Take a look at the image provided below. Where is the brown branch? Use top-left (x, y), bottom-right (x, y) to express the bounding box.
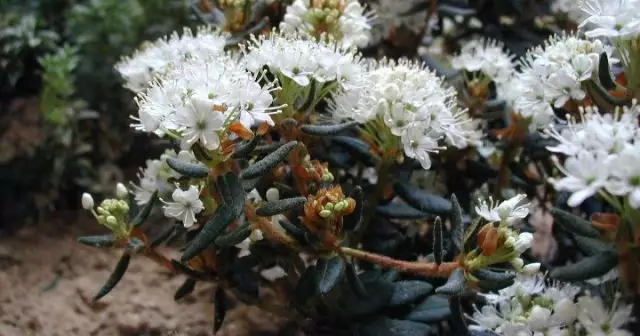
top-left (340, 247), bottom-right (460, 278)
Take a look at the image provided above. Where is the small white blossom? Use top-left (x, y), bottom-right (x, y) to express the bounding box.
top-left (550, 150), bottom-right (611, 207)
top-left (528, 305), bottom-right (552, 331)
top-left (514, 232), bottom-right (534, 253)
top-left (162, 185), bottom-right (204, 228)
top-left (578, 0), bottom-right (640, 39)
top-left (475, 194), bottom-right (530, 225)
top-left (451, 38), bottom-right (516, 83)
top-left (82, 193), bottom-right (94, 210)
top-left (577, 294), bottom-right (634, 336)
top-left (116, 183), bottom-right (129, 199)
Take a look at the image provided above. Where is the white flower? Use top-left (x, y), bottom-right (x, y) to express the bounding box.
top-left (578, 0), bottom-right (640, 39)
top-left (162, 185), bottom-right (204, 228)
top-left (82, 193), bottom-right (94, 210)
top-left (475, 194), bottom-right (530, 225)
top-left (176, 96), bottom-right (226, 150)
top-left (401, 125), bottom-right (441, 170)
top-left (553, 298), bottom-right (578, 325)
top-left (528, 305), bottom-right (552, 331)
top-left (451, 38), bottom-right (516, 83)
top-left (605, 144), bottom-right (640, 208)
top-left (116, 183), bottom-right (129, 199)
top-left (515, 232), bottom-right (534, 253)
top-left (279, 0), bottom-right (374, 49)
top-left (115, 26), bottom-right (227, 92)
top-left (550, 150), bottom-right (610, 207)
top-left (577, 294), bottom-right (634, 336)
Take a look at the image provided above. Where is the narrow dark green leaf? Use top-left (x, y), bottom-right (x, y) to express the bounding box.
top-left (174, 278), bottom-right (196, 300)
top-left (150, 225), bottom-right (176, 248)
top-left (404, 294), bottom-right (451, 323)
top-left (301, 121), bottom-right (358, 136)
top-left (214, 286), bottom-right (227, 332)
top-left (357, 316), bottom-right (432, 336)
top-left (575, 235), bottom-right (614, 256)
top-left (435, 268), bottom-right (465, 295)
top-left (438, 4), bottom-right (476, 16)
top-left (394, 182), bottom-right (452, 215)
top-left (232, 136), bottom-right (260, 158)
top-left (291, 265), bottom-right (317, 307)
top-left (215, 224), bottom-right (251, 247)
top-left (433, 217), bottom-right (444, 265)
top-left (473, 269), bottom-right (516, 283)
top-left (241, 141), bottom-right (298, 179)
top-left (550, 251), bottom-right (618, 281)
top-left (381, 269), bottom-right (399, 282)
top-left (93, 253), bottom-right (130, 302)
top-left (295, 80), bottom-right (316, 111)
top-left (181, 205), bottom-right (234, 262)
top-left (256, 197), bottom-right (307, 216)
top-left (450, 194), bottom-right (464, 253)
top-left (131, 190), bottom-right (158, 228)
top-left (279, 218), bottom-right (308, 242)
top-left (316, 256), bottom-right (346, 294)
top-left (346, 262), bottom-right (368, 298)
top-left (377, 203), bottom-right (428, 219)
top-left (598, 52), bottom-right (616, 90)
top-left (478, 278), bottom-right (515, 292)
top-left (449, 296), bottom-right (469, 335)
top-left (331, 136), bottom-right (375, 163)
top-left (218, 173), bottom-right (246, 218)
top-left (166, 157), bottom-right (209, 178)
top-left (229, 266), bottom-right (259, 299)
top-left (77, 234), bottom-right (116, 248)
top-left (551, 208), bottom-right (599, 238)
top-left (389, 281), bottom-right (434, 307)
top-left (339, 280), bottom-right (394, 318)
top-left (345, 186), bottom-right (364, 231)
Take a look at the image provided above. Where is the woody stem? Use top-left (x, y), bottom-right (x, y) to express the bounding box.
top-left (340, 247), bottom-right (460, 278)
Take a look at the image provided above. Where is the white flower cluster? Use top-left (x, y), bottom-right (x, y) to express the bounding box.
top-left (115, 26), bottom-right (228, 93)
top-left (368, 0), bottom-right (428, 43)
top-left (279, 0), bottom-right (374, 49)
top-left (450, 38), bottom-right (516, 84)
top-left (547, 103), bottom-right (640, 207)
top-left (134, 54), bottom-right (280, 149)
top-left (470, 274), bottom-right (634, 336)
top-left (131, 149), bottom-right (198, 206)
top-left (243, 32), bottom-right (364, 89)
top-left (579, 0), bottom-right (640, 39)
top-left (505, 34), bottom-right (605, 130)
top-left (329, 59), bottom-right (481, 169)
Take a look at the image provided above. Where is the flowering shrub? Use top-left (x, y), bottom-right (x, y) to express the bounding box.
top-left (77, 0), bottom-right (640, 335)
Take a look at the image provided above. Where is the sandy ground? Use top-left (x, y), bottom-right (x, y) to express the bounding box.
top-left (0, 213), bottom-right (286, 336)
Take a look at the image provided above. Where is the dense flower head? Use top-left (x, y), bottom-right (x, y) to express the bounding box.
top-left (242, 31), bottom-right (364, 89)
top-left (507, 33), bottom-right (605, 130)
top-left (115, 26), bottom-right (228, 93)
top-left (451, 38), bottom-right (516, 84)
top-left (329, 58), bottom-right (481, 169)
top-left (279, 0), bottom-right (374, 49)
top-left (133, 54), bottom-right (280, 147)
top-left (578, 0), bottom-right (640, 39)
top-left (547, 103), bottom-right (640, 207)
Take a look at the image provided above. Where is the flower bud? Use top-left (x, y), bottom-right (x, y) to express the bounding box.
top-left (106, 216), bottom-right (118, 227)
top-left (324, 202), bottom-right (335, 211)
top-left (116, 183), bottom-right (129, 199)
top-left (319, 209), bottom-right (332, 218)
top-left (554, 298), bottom-right (577, 324)
top-left (515, 232), bottom-right (534, 253)
top-left (511, 257), bottom-right (524, 270)
top-left (334, 201), bottom-right (346, 212)
top-left (522, 262), bottom-right (541, 275)
top-left (266, 188), bottom-right (280, 202)
top-left (528, 305), bottom-right (551, 331)
top-left (250, 229), bottom-right (264, 242)
top-left (82, 193), bottom-right (95, 210)
top-left (504, 236), bottom-right (516, 248)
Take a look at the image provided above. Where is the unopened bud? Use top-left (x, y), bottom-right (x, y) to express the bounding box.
top-left (250, 229), bottom-right (264, 242)
top-left (106, 216), bottom-right (118, 227)
top-left (266, 188), bottom-right (280, 202)
top-left (522, 262), bottom-right (541, 275)
top-left (116, 183), bottom-right (129, 199)
top-left (334, 201), bottom-right (346, 212)
top-left (324, 202), bottom-right (335, 211)
top-left (322, 171), bottom-right (334, 183)
top-left (511, 257), bottom-right (524, 270)
top-left (82, 193), bottom-right (94, 210)
top-left (319, 209), bottom-right (332, 218)
top-left (97, 207), bottom-right (108, 216)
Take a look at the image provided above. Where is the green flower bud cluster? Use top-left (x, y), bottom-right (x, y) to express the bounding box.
top-left (321, 168), bottom-right (334, 183)
top-left (95, 198), bottom-right (131, 237)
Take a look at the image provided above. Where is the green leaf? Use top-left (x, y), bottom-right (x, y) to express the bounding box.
top-left (339, 280), bottom-right (394, 318)
top-left (301, 121), bottom-right (358, 136)
top-left (174, 278), bottom-right (196, 300)
top-left (295, 80), bottom-right (316, 111)
top-left (450, 194), bottom-right (464, 253)
top-left (278, 218), bottom-right (309, 242)
top-left (598, 52), bottom-right (616, 90)
top-left (181, 205), bottom-right (234, 262)
top-left (357, 316), bottom-right (432, 336)
top-left (550, 251), bottom-right (618, 281)
top-left (389, 281), bottom-right (433, 307)
top-left (473, 269), bottom-right (516, 283)
top-left (433, 217), bottom-right (444, 265)
top-left (316, 256), bottom-right (346, 295)
top-left (232, 136), bottom-right (260, 158)
top-left (449, 296), bottom-right (469, 334)
top-left (214, 224), bottom-right (251, 247)
top-left (394, 182), bottom-right (452, 215)
top-left (574, 235), bottom-right (614, 256)
top-left (256, 197), bottom-right (307, 217)
top-left (93, 253), bottom-right (130, 302)
top-left (438, 4), bottom-right (476, 17)
top-left (218, 173), bottom-right (246, 218)
top-left (404, 294), bottom-right (451, 323)
top-left (436, 268), bottom-right (465, 295)
top-left (376, 203), bottom-right (428, 219)
top-left (346, 262), bottom-right (368, 298)
top-left (345, 186), bottom-right (364, 231)
top-left (77, 234), bottom-right (116, 248)
top-left (131, 190), bottom-right (158, 228)
top-left (240, 141), bottom-right (298, 179)
top-left (331, 136), bottom-right (375, 164)
top-left (551, 208), bottom-right (599, 238)
top-left (291, 265), bottom-right (317, 307)
top-left (165, 157), bottom-right (209, 178)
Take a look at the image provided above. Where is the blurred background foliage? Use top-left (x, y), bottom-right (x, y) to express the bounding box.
top-left (0, 0), bottom-right (192, 229)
